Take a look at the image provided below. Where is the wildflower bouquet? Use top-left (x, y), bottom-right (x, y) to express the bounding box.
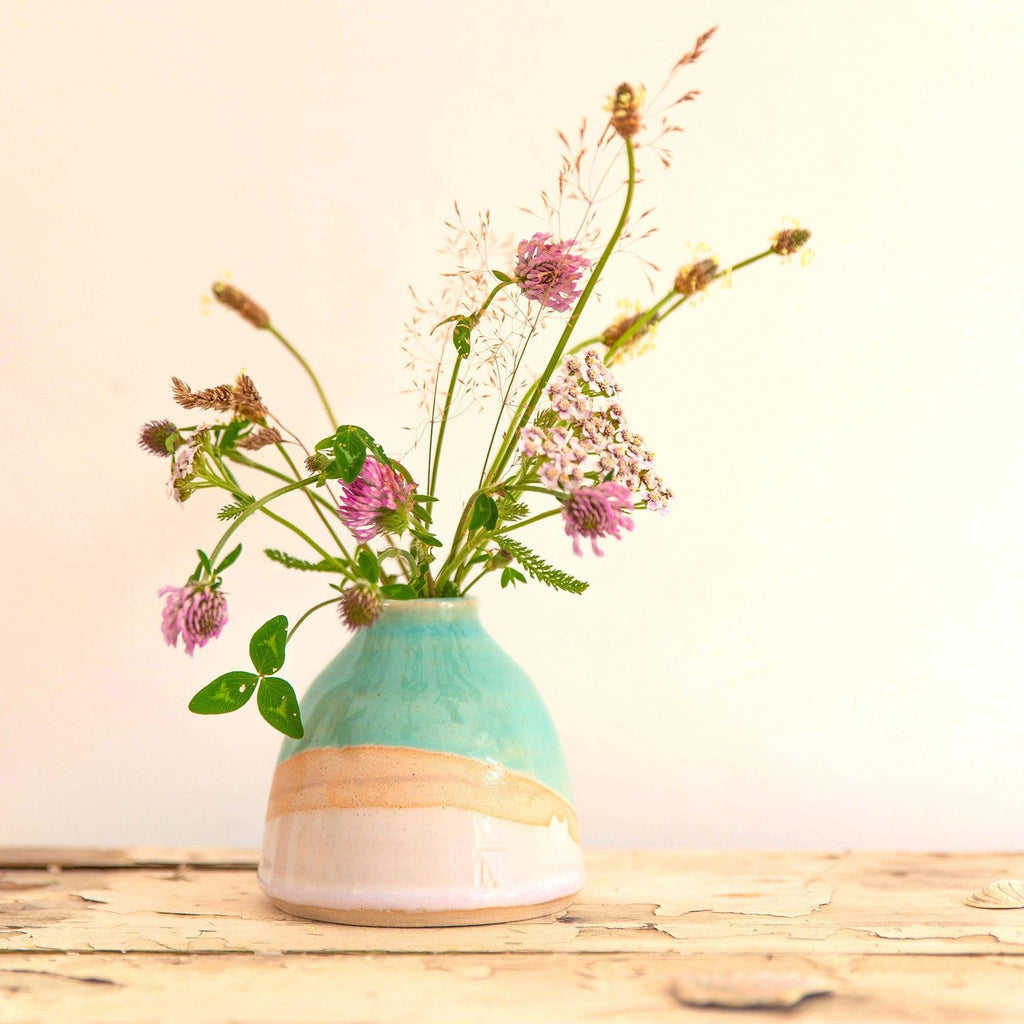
top-left (140, 28), bottom-right (810, 739)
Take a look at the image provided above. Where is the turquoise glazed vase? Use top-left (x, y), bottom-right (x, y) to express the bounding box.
top-left (258, 597), bottom-right (584, 926)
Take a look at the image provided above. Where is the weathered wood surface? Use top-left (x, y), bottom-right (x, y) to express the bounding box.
top-left (2, 849), bottom-right (1024, 1022)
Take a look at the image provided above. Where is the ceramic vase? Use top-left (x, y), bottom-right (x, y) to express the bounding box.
top-left (258, 597), bottom-right (584, 926)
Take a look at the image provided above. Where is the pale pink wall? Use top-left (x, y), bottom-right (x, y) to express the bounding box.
top-left (2, 0), bottom-right (1022, 849)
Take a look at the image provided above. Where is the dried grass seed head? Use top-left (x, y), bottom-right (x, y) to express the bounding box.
top-left (236, 425), bottom-right (282, 451)
top-left (170, 374), bottom-right (268, 423)
top-left (172, 377), bottom-right (235, 413)
top-left (211, 282), bottom-right (270, 329)
top-left (231, 372), bottom-right (268, 422)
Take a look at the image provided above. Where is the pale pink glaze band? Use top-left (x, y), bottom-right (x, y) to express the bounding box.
top-left (258, 745), bottom-right (585, 916)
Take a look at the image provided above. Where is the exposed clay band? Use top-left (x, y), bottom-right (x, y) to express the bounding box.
top-left (266, 745), bottom-right (580, 842)
top-left (267, 891), bottom-right (580, 928)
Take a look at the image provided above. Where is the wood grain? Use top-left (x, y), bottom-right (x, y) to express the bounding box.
top-left (2, 849), bottom-right (1024, 1022)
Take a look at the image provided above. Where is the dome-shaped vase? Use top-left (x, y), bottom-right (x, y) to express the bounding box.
top-left (258, 597), bottom-right (584, 926)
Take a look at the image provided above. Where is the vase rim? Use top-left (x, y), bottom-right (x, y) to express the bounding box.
top-left (377, 596), bottom-right (479, 620)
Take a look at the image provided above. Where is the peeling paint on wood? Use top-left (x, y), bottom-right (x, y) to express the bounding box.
top-left (2, 850), bottom-right (1024, 1021)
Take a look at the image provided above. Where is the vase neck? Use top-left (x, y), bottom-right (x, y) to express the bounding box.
top-left (371, 597), bottom-right (481, 632)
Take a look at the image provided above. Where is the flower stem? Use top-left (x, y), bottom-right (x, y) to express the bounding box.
top-left (267, 325), bottom-right (337, 430)
top-left (483, 139), bottom-right (637, 487)
top-left (602, 247), bottom-right (776, 363)
top-left (425, 279), bottom-right (512, 518)
top-left (207, 476), bottom-right (318, 570)
top-left (477, 305), bottom-right (545, 488)
top-left (226, 452), bottom-right (338, 517)
top-left (286, 597), bottom-right (339, 644)
top-left (460, 565), bottom-right (492, 594)
top-left (497, 507), bottom-right (563, 534)
top-left (275, 443), bottom-right (351, 560)
top-left (258, 505), bottom-right (349, 573)
top-left (427, 352), bottom-right (464, 502)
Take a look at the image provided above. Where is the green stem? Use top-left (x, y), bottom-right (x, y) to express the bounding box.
top-left (515, 483), bottom-right (566, 499)
top-left (484, 139), bottom-right (637, 487)
top-left (425, 279), bottom-right (513, 517)
top-left (477, 306), bottom-right (545, 488)
top-left (433, 486), bottom-right (486, 587)
top-left (275, 443), bottom-right (350, 559)
top-left (604, 248), bottom-right (775, 363)
top-left (267, 325), bottom-right (337, 430)
top-left (496, 507), bottom-right (563, 534)
top-left (427, 352), bottom-right (464, 501)
top-left (206, 476), bottom-right (317, 572)
top-left (258, 506), bottom-right (348, 572)
top-left (461, 565), bottom-right (492, 594)
top-left (286, 598), bottom-right (339, 644)
top-left (208, 472), bottom-right (348, 576)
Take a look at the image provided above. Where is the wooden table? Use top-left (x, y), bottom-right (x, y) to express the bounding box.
top-left (2, 848), bottom-right (1024, 1022)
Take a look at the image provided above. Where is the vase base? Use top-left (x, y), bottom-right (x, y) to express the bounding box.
top-left (267, 891), bottom-right (580, 927)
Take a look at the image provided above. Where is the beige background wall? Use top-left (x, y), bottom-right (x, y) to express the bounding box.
top-left (2, 0), bottom-right (1021, 849)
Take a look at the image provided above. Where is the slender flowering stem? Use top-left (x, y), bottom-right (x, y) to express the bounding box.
top-left (213, 476), bottom-right (348, 573)
top-left (286, 597), bottom-right (340, 644)
top-left (206, 476), bottom-right (318, 574)
top-left (658, 248), bottom-right (775, 321)
top-left (275, 442), bottom-right (350, 559)
top-left (226, 452), bottom-right (340, 519)
top-left (515, 484), bottom-right (572, 499)
top-left (425, 279), bottom-right (512, 517)
top-left (267, 325), bottom-right (338, 430)
top-left (567, 293), bottom-right (674, 359)
top-left (484, 139), bottom-right (637, 487)
top-left (603, 247), bottom-right (775, 363)
top-left (427, 352), bottom-right (464, 502)
top-left (496, 507), bottom-right (564, 534)
top-left (460, 564), bottom-right (495, 594)
top-left (258, 506), bottom-right (348, 572)
top-left (444, 502), bottom-right (567, 591)
top-left (477, 305), bottom-right (546, 487)
top-left (433, 486), bottom-right (488, 587)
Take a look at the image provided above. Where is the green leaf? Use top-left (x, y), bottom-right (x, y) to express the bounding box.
top-left (413, 493), bottom-right (439, 504)
top-left (499, 537), bottom-right (589, 595)
top-left (219, 420), bottom-right (245, 450)
top-left (188, 671), bottom-right (258, 715)
top-left (249, 615), bottom-right (288, 676)
top-left (410, 528), bottom-right (442, 547)
top-left (491, 269), bottom-right (512, 283)
top-left (215, 544), bottom-right (243, 575)
top-left (353, 426), bottom-right (390, 468)
top-left (495, 498), bottom-right (529, 523)
top-left (264, 548), bottom-right (345, 573)
top-left (333, 426), bottom-right (368, 483)
top-left (196, 550), bottom-right (213, 576)
top-left (217, 501), bottom-right (251, 521)
top-left (357, 548), bottom-right (380, 584)
top-left (380, 583), bottom-right (416, 600)
top-left (469, 493), bottom-right (499, 532)
top-left (452, 319), bottom-right (472, 357)
top-left (257, 676), bottom-right (304, 739)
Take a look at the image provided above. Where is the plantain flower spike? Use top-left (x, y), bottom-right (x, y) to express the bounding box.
top-left (211, 282), bottom-right (271, 329)
top-left (673, 258), bottom-right (718, 298)
top-left (608, 83), bottom-right (645, 140)
top-left (771, 226), bottom-right (812, 257)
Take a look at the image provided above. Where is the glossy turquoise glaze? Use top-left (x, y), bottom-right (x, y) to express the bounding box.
top-left (277, 598), bottom-right (574, 803)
